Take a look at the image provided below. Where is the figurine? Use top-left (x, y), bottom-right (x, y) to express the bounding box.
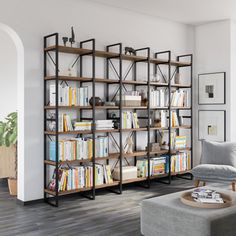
top-left (69, 26), bottom-right (75, 47)
top-left (124, 137), bottom-right (133, 154)
top-left (125, 47), bottom-right (136, 55)
top-left (62, 37), bottom-right (68, 46)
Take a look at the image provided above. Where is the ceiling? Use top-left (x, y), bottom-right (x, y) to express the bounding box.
top-left (89, 0), bottom-right (236, 25)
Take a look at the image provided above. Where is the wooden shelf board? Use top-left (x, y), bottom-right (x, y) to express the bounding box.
top-left (171, 125), bottom-right (191, 129)
top-left (44, 149), bottom-right (170, 166)
top-left (49, 128), bottom-right (149, 134)
top-left (45, 181), bottom-right (120, 196)
top-left (150, 82), bottom-right (169, 86)
top-left (122, 177), bottom-right (147, 184)
top-left (150, 173), bottom-right (169, 179)
top-left (170, 107), bottom-right (191, 110)
top-left (171, 84), bottom-right (191, 88)
top-left (45, 76), bottom-right (120, 84)
top-left (171, 170), bottom-right (191, 176)
top-left (44, 45), bottom-right (191, 66)
top-left (150, 107), bottom-right (169, 110)
top-left (44, 105), bottom-right (119, 110)
top-left (171, 147), bottom-right (191, 154)
top-left (45, 76), bottom-right (169, 87)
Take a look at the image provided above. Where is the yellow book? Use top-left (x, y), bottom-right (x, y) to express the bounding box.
top-left (63, 170), bottom-right (68, 191)
top-left (69, 87), bottom-right (72, 106)
top-left (63, 114), bottom-right (68, 132)
top-left (88, 139), bottom-right (93, 160)
top-left (59, 141), bottom-right (65, 161)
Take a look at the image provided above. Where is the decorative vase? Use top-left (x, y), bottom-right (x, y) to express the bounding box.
top-left (89, 97), bottom-right (103, 106)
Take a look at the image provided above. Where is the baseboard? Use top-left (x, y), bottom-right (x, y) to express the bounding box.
top-left (16, 198), bottom-right (44, 206)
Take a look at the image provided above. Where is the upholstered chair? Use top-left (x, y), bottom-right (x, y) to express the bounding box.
top-left (191, 140), bottom-right (236, 191)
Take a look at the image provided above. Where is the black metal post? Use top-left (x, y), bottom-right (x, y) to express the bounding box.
top-left (55, 33), bottom-right (59, 207)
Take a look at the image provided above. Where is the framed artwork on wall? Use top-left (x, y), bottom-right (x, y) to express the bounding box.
top-left (198, 72), bottom-right (225, 105)
top-left (198, 110), bottom-right (226, 142)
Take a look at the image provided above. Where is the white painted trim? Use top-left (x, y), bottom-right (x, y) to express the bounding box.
top-left (0, 23), bottom-right (24, 201)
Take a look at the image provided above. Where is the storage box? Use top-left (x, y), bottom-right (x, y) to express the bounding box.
top-left (116, 95), bottom-right (142, 107)
top-left (113, 166), bottom-right (137, 180)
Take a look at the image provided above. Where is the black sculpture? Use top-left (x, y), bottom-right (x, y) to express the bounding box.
top-left (69, 26), bottom-right (75, 47)
top-left (125, 47), bottom-right (136, 55)
top-left (62, 37), bottom-right (68, 46)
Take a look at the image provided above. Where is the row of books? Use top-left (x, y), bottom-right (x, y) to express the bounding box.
top-left (171, 111), bottom-right (183, 127)
top-left (49, 136), bottom-right (109, 161)
top-left (49, 85), bottom-right (89, 106)
top-left (122, 111), bottom-right (139, 129)
top-left (171, 152), bottom-right (191, 173)
top-left (150, 89), bottom-right (166, 107)
top-left (136, 156), bottom-right (168, 177)
top-left (73, 120), bottom-right (114, 131)
top-left (48, 164), bottom-right (113, 191)
top-left (170, 90), bottom-right (189, 107)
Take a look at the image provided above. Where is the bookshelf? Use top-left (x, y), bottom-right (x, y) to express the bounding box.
top-left (44, 33), bottom-right (193, 206)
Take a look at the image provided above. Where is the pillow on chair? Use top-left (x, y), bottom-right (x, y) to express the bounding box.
top-left (201, 140), bottom-right (236, 167)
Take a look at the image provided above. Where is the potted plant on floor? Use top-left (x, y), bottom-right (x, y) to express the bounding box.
top-left (0, 112), bottom-right (17, 195)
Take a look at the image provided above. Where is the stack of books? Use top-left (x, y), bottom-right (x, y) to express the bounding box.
top-left (49, 85), bottom-right (89, 106)
top-left (170, 89), bottom-right (189, 107)
top-left (95, 120), bottom-right (114, 130)
top-left (74, 121), bottom-right (92, 131)
top-left (150, 89), bottom-right (166, 107)
top-left (49, 136), bottom-right (109, 161)
top-left (136, 156), bottom-right (168, 177)
top-left (48, 164), bottom-right (113, 191)
top-left (175, 136), bottom-right (187, 149)
top-left (122, 111), bottom-right (139, 129)
top-left (191, 189), bottom-right (224, 204)
top-left (170, 152), bottom-right (191, 173)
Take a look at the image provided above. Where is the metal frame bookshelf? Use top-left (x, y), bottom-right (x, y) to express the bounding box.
top-left (44, 33), bottom-right (193, 206)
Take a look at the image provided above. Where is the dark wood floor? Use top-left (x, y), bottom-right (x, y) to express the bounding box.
top-left (0, 178), bottom-right (194, 236)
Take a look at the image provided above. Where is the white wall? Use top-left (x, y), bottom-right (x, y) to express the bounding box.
top-left (194, 20), bottom-right (231, 165)
top-left (0, 30), bottom-right (17, 120)
top-left (0, 0), bottom-right (194, 201)
top-left (230, 20), bottom-right (236, 141)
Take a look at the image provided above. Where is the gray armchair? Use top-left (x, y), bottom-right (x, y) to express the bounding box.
top-left (191, 140), bottom-right (236, 191)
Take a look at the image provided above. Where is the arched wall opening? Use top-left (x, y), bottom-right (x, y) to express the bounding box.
top-left (0, 23), bottom-right (24, 201)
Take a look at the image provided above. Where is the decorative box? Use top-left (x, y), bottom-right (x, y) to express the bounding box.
top-left (112, 166), bottom-right (137, 180)
top-left (116, 95), bottom-right (142, 107)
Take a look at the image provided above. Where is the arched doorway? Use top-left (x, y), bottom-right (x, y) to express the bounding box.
top-left (0, 23), bottom-right (24, 200)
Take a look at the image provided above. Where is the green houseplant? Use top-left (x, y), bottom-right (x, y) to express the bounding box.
top-left (0, 112), bottom-right (17, 195)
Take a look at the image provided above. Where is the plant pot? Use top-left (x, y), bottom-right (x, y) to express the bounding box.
top-left (8, 178), bottom-right (17, 196)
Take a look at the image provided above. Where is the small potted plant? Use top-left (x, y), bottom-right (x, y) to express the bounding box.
top-left (0, 112), bottom-right (17, 195)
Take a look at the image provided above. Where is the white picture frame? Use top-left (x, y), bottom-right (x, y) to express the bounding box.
top-left (198, 110), bottom-right (225, 142)
top-left (198, 72), bottom-right (225, 105)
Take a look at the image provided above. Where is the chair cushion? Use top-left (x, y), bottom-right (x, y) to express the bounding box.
top-left (191, 164), bottom-right (236, 181)
top-left (201, 140), bottom-right (236, 167)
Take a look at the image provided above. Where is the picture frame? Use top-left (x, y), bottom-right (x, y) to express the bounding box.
top-left (198, 110), bottom-right (226, 141)
top-left (198, 72), bottom-right (226, 105)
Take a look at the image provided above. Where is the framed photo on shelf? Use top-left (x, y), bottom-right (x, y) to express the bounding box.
top-left (198, 72), bottom-right (225, 105)
top-left (198, 110), bottom-right (226, 141)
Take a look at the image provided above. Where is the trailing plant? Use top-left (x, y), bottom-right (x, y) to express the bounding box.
top-left (0, 112), bottom-right (17, 147)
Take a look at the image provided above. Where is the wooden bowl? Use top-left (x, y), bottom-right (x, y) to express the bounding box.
top-left (180, 191), bottom-right (233, 209)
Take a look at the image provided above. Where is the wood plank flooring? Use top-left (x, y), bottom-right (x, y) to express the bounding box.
top-left (0, 178), bottom-right (194, 236)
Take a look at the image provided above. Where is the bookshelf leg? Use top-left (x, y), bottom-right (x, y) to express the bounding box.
top-left (232, 182), bottom-right (236, 191)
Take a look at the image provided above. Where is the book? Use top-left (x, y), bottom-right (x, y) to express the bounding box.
top-left (122, 112), bottom-right (139, 129)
